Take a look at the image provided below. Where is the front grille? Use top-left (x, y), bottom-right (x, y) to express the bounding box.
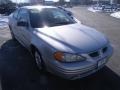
top-left (89, 51), bottom-right (99, 58)
top-left (88, 46), bottom-right (108, 58)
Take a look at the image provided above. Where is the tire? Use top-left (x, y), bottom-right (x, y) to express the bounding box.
top-left (34, 49), bottom-right (44, 70)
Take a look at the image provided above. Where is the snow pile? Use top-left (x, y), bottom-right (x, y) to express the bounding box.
top-left (0, 16), bottom-right (8, 23)
top-left (111, 11), bottom-right (120, 19)
top-left (0, 16), bottom-right (9, 29)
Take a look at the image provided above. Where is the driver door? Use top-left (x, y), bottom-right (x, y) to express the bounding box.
top-left (17, 9), bottom-right (31, 48)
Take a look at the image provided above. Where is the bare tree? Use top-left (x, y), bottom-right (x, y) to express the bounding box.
top-left (0, 0), bottom-right (11, 5)
top-left (0, 0), bottom-right (16, 15)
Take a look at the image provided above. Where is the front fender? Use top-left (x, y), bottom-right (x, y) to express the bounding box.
top-left (30, 36), bottom-right (56, 63)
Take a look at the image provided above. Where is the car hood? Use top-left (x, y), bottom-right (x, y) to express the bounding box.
top-left (34, 23), bottom-right (108, 53)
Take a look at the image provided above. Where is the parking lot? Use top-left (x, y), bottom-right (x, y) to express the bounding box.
top-left (0, 6), bottom-right (120, 90)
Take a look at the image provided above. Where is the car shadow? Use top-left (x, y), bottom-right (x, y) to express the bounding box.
top-left (0, 39), bottom-right (120, 90)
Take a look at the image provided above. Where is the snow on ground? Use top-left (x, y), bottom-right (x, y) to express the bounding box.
top-left (0, 21), bottom-right (8, 29)
top-left (88, 7), bottom-right (101, 13)
top-left (0, 16), bottom-right (8, 23)
top-left (0, 15), bottom-right (9, 29)
top-left (111, 11), bottom-right (120, 19)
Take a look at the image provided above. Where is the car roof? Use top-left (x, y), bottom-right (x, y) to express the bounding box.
top-left (21, 5), bottom-right (57, 10)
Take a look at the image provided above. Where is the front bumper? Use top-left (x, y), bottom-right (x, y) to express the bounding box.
top-left (47, 45), bottom-right (113, 80)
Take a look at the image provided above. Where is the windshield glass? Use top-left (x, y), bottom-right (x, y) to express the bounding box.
top-left (29, 8), bottom-right (76, 28)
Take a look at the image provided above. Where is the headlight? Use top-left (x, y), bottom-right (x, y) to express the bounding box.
top-left (54, 52), bottom-right (86, 62)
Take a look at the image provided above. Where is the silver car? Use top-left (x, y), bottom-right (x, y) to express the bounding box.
top-left (9, 5), bottom-right (113, 80)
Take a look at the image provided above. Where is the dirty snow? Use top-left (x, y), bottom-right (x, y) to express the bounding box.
top-left (111, 11), bottom-right (120, 19)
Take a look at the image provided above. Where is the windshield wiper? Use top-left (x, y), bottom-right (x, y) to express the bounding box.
top-left (54, 21), bottom-right (72, 25)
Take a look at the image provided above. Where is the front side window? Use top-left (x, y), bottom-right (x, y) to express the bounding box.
top-left (18, 9), bottom-right (29, 22)
top-left (13, 9), bottom-right (19, 19)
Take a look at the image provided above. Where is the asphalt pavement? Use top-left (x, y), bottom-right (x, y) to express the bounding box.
top-left (0, 6), bottom-right (120, 90)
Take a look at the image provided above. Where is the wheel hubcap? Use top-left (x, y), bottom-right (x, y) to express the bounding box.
top-left (35, 51), bottom-right (42, 69)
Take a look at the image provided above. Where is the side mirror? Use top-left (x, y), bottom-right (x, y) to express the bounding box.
top-left (17, 21), bottom-right (28, 27)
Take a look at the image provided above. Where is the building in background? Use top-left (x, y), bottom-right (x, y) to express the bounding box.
top-left (92, 0), bottom-right (120, 4)
top-left (44, 0), bottom-right (54, 5)
top-left (92, 0), bottom-right (110, 4)
top-left (29, 0), bottom-right (120, 5)
top-left (29, 0), bottom-right (44, 4)
top-left (113, 0), bottom-right (120, 4)
top-left (70, 0), bottom-right (92, 5)
top-left (70, 0), bottom-right (120, 5)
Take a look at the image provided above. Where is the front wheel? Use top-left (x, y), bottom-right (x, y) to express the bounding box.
top-left (34, 50), bottom-right (43, 70)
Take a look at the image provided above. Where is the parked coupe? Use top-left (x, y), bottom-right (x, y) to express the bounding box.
top-left (9, 5), bottom-right (113, 80)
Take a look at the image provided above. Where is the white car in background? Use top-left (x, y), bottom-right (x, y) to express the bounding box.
top-left (111, 11), bottom-right (120, 19)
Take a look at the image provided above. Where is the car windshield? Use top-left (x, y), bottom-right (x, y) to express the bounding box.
top-left (29, 8), bottom-right (76, 28)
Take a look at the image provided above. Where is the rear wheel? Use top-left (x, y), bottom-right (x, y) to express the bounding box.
top-left (9, 26), bottom-right (16, 40)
